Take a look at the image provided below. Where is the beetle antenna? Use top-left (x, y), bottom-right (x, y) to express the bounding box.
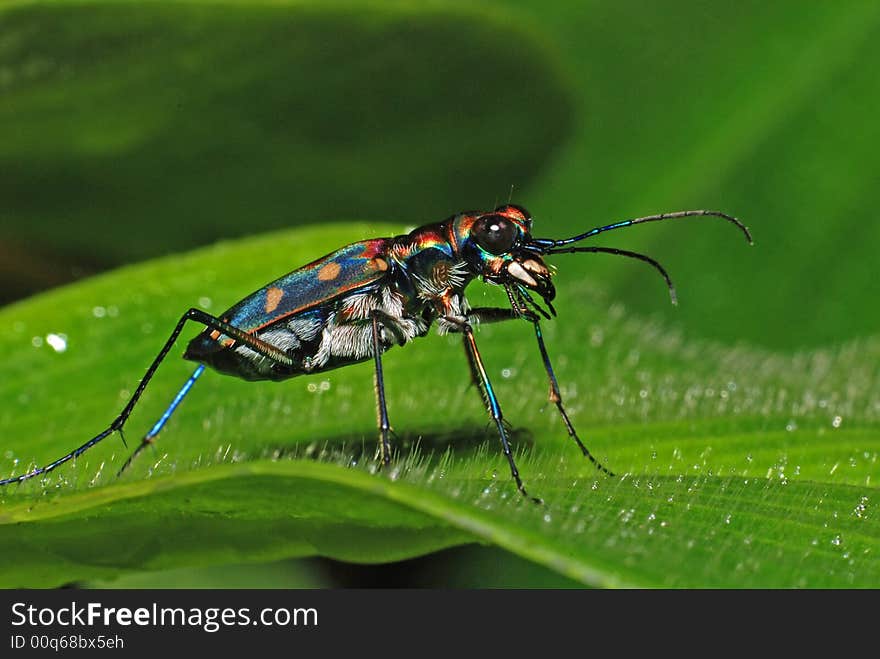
top-left (546, 246), bottom-right (678, 305)
top-left (532, 210), bottom-right (752, 248)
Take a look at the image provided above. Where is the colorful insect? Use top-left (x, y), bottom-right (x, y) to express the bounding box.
top-left (0, 206), bottom-right (751, 499)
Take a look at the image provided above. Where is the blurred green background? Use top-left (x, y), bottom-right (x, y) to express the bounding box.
top-left (2, 0), bottom-right (878, 587)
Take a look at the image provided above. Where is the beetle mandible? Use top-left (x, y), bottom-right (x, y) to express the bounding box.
top-left (0, 205), bottom-right (752, 499)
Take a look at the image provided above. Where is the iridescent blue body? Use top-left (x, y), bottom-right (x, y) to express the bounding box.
top-left (185, 206), bottom-right (551, 383)
top-left (0, 204), bottom-right (751, 499)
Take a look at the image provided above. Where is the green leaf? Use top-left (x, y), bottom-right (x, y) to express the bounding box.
top-left (88, 559), bottom-right (330, 589)
top-left (1, 224), bottom-right (877, 587)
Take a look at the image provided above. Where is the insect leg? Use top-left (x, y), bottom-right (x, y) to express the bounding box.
top-left (465, 307), bottom-right (614, 476)
top-left (143, 364), bottom-right (206, 443)
top-left (115, 364), bottom-right (205, 476)
top-left (467, 307), bottom-right (519, 324)
top-left (447, 316), bottom-right (539, 502)
top-left (370, 312), bottom-right (393, 466)
top-left (461, 335), bottom-right (484, 395)
top-left (117, 309), bottom-right (297, 475)
top-left (1, 308), bottom-right (292, 486)
top-left (462, 307), bottom-right (519, 396)
top-left (529, 319), bottom-right (614, 476)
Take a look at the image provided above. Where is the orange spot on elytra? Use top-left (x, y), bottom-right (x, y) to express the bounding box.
top-left (317, 262), bottom-right (342, 281)
top-left (209, 329), bottom-right (221, 341)
top-left (265, 286), bottom-right (284, 313)
top-left (371, 257), bottom-right (389, 272)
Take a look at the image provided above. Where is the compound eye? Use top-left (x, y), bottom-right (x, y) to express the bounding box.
top-left (472, 214), bottom-right (518, 255)
top-left (494, 204), bottom-right (531, 223)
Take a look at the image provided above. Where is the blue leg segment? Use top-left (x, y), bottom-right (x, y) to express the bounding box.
top-left (458, 322), bottom-right (540, 503)
top-left (1, 307), bottom-right (288, 486)
top-left (465, 307), bottom-right (615, 478)
top-left (116, 364), bottom-right (206, 477)
top-left (144, 364), bottom-right (206, 440)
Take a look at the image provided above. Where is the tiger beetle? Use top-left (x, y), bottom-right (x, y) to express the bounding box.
top-left (0, 206), bottom-right (751, 500)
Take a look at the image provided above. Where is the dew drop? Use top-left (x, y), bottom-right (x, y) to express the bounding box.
top-left (46, 333), bottom-right (67, 353)
top-left (853, 496), bottom-right (868, 519)
top-left (832, 415), bottom-right (842, 429)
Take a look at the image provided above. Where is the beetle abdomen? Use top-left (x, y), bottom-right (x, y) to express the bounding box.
top-left (184, 309), bottom-right (327, 381)
top-left (185, 283), bottom-right (430, 382)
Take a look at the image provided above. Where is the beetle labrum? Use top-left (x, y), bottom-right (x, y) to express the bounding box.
top-left (1, 206), bottom-right (751, 499)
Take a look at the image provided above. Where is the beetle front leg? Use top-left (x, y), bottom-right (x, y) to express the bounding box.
top-left (445, 316), bottom-right (540, 503)
top-left (528, 319), bottom-right (614, 477)
top-left (458, 307), bottom-right (518, 393)
top-left (465, 307), bottom-right (614, 477)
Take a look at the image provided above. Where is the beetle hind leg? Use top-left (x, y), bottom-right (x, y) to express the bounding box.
top-left (118, 309), bottom-right (296, 477)
top-left (1, 308), bottom-right (293, 486)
